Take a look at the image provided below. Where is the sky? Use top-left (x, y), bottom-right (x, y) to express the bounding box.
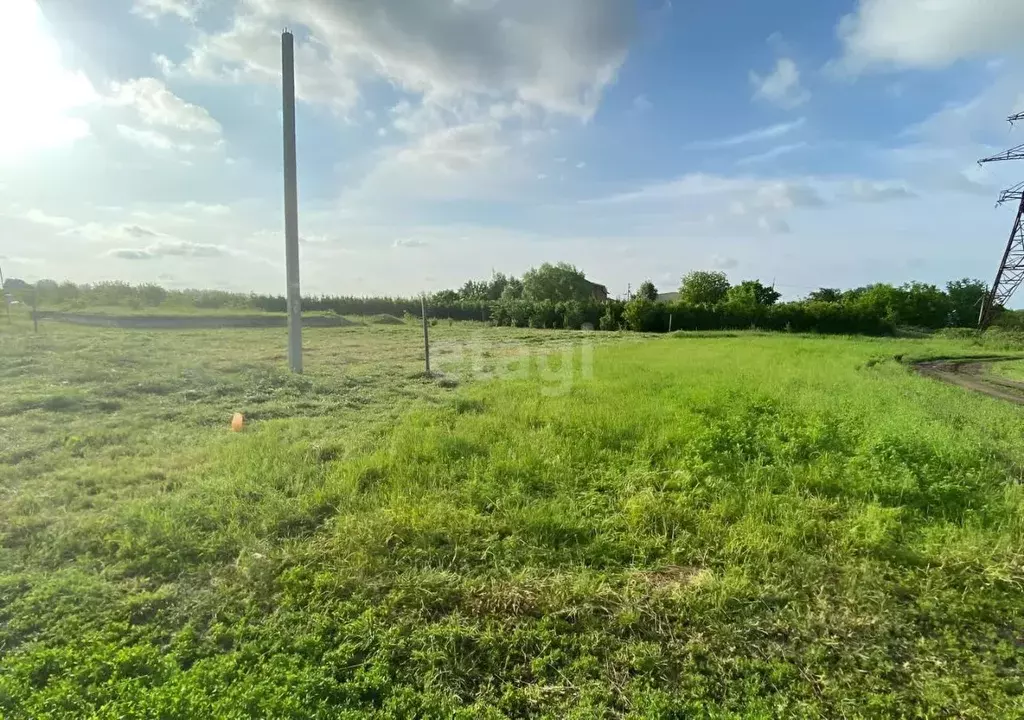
top-left (0, 0), bottom-right (1023, 300)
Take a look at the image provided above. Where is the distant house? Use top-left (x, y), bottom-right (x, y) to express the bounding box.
top-left (587, 281), bottom-right (610, 302)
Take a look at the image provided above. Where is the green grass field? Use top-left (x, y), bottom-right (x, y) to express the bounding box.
top-left (1, 319), bottom-right (1023, 718)
top-left (990, 359), bottom-right (1024, 383)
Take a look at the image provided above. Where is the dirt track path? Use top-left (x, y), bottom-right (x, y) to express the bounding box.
top-left (913, 357), bottom-right (1024, 405)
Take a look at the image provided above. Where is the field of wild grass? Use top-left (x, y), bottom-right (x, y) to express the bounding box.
top-left (1, 319), bottom-right (1023, 718)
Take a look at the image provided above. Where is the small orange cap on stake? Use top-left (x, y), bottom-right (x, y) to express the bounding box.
top-left (231, 413), bottom-right (245, 432)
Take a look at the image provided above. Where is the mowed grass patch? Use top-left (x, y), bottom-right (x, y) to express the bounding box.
top-left (989, 358), bottom-right (1024, 383)
top-left (1, 327), bottom-right (1023, 717)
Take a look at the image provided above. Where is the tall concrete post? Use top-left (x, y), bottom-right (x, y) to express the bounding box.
top-left (282, 30), bottom-right (303, 373)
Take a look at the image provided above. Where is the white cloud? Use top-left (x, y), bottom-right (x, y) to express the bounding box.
top-left (846, 180), bottom-right (915, 202)
top-left (758, 216), bottom-right (791, 234)
top-left (691, 118), bottom-right (806, 149)
top-left (109, 78), bottom-right (221, 134)
top-left (882, 72), bottom-right (1023, 197)
top-left (108, 239), bottom-right (230, 260)
top-left (394, 122), bottom-right (509, 177)
top-left (838, 0), bottom-right (1024, 71)
top-left (175, 0), bottom-right (634, 120)
top-left (133, 0), bottom-right (200, 22)
top-left (592, 173), bottom-right (825, 209)
top-left (750, 59), bottom-right (810, 109)
top-left (345, 118), bottom-right (549, 205)
top-left (170, 14), bottom-right (361, 114)
top-left (710, 254), bottom-right (739, 270)
top-left (117, 124), bottom-right (178, 151)
top-left (632, 94), bottom-right (653, 113)
top-left (736, 142), bottom-right (809, 166)
top-left (755, 180), bottom-right (825, 210)
top-left (62, 222), bottom-right (165, 244)
top-left (181, 202), bottom-right (231, 216)
top-left (22, 209), bottom-right (75, 229)
top-left (393, 238), bottom-right (428, 249)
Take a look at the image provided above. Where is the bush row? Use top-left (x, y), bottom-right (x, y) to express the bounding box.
top-left (9, 280), bottom-right (991, 336)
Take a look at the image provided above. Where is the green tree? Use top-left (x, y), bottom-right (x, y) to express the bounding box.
top-left (946, 278), bottom-right (987, 327)
top-left (488, 273), bottom-right (521, 300)
top-left (522, 263), bottom-right (593, 303)
top-left (623, 298), bottom-right (664, 332)
top-left (898, 282), bottom-right (953, 328)
top-left (499, 282), bottom-right (523, 302)
top-left (679, 271), bottom-right (730, 306)
top-left (808, 288), bottom-right (842, 303)
top-left (637, 280), bottom-right (658, 302)
top-left (726, 280), bottom-right (780, 307)
top-left (459, 280), bottom-right (489, 300)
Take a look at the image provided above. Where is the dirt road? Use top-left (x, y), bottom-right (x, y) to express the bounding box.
top-left (913, 357), bottom-right (1024, 405)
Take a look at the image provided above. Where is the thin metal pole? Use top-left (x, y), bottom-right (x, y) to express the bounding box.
top-left (668, 314), bottom-right (673, 333)
top-left (282, 30), bottom-right (303, 373)
top-left (421, 294), bottom-right (431, 376)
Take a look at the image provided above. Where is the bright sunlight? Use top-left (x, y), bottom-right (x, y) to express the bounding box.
top-left (0, 0), bottom-right (96, 160)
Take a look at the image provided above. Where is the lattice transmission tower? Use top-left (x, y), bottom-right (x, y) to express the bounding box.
top-left (978, 112), bottom-right (1024, 328)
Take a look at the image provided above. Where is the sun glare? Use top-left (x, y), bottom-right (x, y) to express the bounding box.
top-left (0, 0), bottom-right (97, 160)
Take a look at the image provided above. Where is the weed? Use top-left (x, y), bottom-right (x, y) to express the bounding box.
top-left (0, 322), bottom-right (1023, 716)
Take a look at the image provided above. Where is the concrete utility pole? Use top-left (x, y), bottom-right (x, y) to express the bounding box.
top-left (282, 30), bottom-right (303, 373)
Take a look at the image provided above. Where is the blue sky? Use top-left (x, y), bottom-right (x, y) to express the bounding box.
top-left (1, 0), bottom-right (1022, 299)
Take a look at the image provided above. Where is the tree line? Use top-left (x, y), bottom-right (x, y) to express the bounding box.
top-left (1, 264), bottom-right (1004, 335)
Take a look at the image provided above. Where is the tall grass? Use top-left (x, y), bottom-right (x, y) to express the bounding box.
top-left (1, 328), bottom-right (1023, 717)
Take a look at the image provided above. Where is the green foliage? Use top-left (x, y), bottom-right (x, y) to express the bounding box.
top-left (809, 287), bottom-right (842, 303)
top-left (431, 289), bottom-right (461, 305)
top-left (599, 304), bottom-right (622, 331)
top-left (623, 297), bottom-right (664, 332)
top-left (725, 280), bottom-right (781, 308)
top-left (522, 262), bottom-right (593, 303)
top-left (845, 282), bottom-right (953, 329)
top-left (6, 273), bottom-right (994, 338)
top-left (459, 273), bottom-right (520, 302)
top-left (946, 278), bottom-right (988, 327)
top-left (558, 299), bottom-right (585, 329)
top-left (637, 280), bottom-right (658, 302)
top-left (2, 324), bottom-right (1024, 716)
top-left (679, 270), bottom-right (731, 305)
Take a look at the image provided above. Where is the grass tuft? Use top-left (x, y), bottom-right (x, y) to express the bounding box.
top-left (1, 322), bottom-right (1023, 716)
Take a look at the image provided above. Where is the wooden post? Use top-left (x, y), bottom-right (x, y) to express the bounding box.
top-left (421, 294), bottom-right (431, 376)
top-left (668, 314), bottom-right (673, 333)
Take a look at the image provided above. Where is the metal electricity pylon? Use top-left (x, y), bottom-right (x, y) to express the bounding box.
top-left (977, 112), bottom-right (1024, 328)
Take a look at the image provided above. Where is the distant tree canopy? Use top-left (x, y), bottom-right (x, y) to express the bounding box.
top-left (637, 280), bottom-right (658, 302)
top-left (6, 270), bottom-right (1003, 336)
top-left (2, 278), bottom-right (29, 291)
top-left (727, 280), bottom-right (780, 308)
top-left (946, 278), bottom-right (988, 328)
top-left (522, 263), bottom-right (594, 303)
top-left (808, 288), bottom-right (842, 303)
top-left (679, 271), bottom-right (731, 306)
